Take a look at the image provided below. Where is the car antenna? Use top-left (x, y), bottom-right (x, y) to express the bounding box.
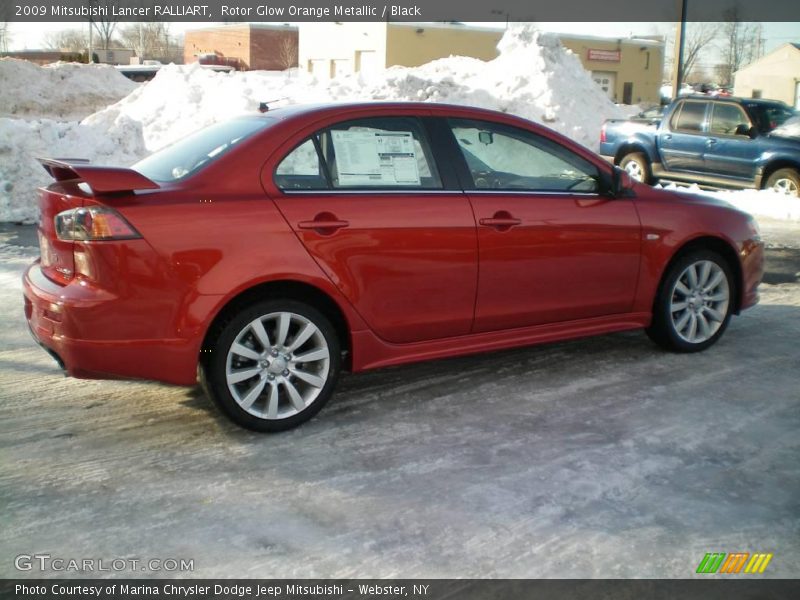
top-left (258, 98), bottom-right (289, 113)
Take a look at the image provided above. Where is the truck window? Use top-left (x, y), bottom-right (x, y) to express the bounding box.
top-left (671, 101), bottom-right (708, 133)
top-left (709, 103), bottom-right (750, 136)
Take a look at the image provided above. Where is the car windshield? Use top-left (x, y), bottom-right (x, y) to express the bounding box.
top-left (746, 102), bottom-right (797, 134)
top-left (133, 117), bottom-right (272, 182)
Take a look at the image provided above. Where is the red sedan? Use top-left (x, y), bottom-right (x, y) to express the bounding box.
top-left (23, 103), bottom-right (764, 431)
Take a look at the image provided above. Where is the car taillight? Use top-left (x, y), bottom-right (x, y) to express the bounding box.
top-left (600, 123), bottom-right (607, 144)
top-left (54, 207), bottom-right (141, 241)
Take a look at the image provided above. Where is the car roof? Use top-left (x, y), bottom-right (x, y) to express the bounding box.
top-left (681, 94), bottom-right (789, 107)
top-left (257, 101), bottom-right (520, 122)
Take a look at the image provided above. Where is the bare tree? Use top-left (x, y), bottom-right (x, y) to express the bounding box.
top-left (118, 22), bottom-right (182, 63)
top-left (277, 36), bottom-right (298, 70)
top-left (86, 0), bottom-right (119, 50)
top-left (0, 22), bottom-right (10, 52)
top-left (44, 29), bottom-right (90, 53)
top-left (683, 22), bottom-right (719, 81)
top-left (718, 10), bottom-right (762, 87)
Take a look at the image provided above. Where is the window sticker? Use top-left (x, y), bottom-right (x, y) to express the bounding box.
top-left (332, 130), bottom-right (421, 186)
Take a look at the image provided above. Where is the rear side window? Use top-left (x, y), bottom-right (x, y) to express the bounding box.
top-left (671, 101), bottom-right (708, 133)
top-left (275, 117), bottom-right (442, 191)
top-left (134, 117), bottom-right (271, 182)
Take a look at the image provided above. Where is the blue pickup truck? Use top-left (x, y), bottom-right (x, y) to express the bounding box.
top-left (599, 96), bottom-right (800, 196)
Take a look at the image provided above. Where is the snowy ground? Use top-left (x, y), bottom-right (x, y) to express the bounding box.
top-left (1, 222), bottom-right (798, 579)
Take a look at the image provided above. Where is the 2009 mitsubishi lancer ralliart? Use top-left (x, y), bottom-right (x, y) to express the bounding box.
top-left (23, 102), bottom-right (764, 431)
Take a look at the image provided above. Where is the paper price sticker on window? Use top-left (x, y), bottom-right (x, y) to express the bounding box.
top-left (332, 130), bottom-right (421, 186)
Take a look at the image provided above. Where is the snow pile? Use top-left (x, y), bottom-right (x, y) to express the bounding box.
top-left (0, 58), bottom-right (137, 120)
top-left (87, 26), bottom-right (622, 153)
top-left (661, 183), bottom-right (800, 222)
top-left (0, 115), bottom-right (146, 222)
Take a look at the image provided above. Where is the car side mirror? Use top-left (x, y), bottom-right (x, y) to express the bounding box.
top-left (610, 166), bottom-right (635, 197)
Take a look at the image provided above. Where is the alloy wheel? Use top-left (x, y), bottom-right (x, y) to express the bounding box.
top-left (669, 260), bottom-right (730, 344)
top-left (771, 177), bottom-right (799, 197)
top-left (225, 312), bottom-right (330, 420)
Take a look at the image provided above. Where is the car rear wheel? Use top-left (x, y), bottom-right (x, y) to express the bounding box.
top-left (202, 300), bottom-right (341, 432)
top-left (765, 168), bottom-right (799, 197)
top-left (620, 152), bottom-right (651, 184)
top-left (646, 250), bottom-right (733, 352)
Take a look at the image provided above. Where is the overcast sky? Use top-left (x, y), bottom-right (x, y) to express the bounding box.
top-left (6, 20), bottom-right (799, 59)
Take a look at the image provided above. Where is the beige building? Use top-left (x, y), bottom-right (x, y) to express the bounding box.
top-left (734, 43), bottom-right (800, 108)
top-left (298, 23), bottom-right (664, 104)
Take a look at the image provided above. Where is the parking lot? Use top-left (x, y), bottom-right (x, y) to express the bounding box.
top-left (1, 221), bottom-right (798, 578)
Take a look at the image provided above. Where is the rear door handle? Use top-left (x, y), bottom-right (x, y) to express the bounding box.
top-left (706, 138), bottom-right (718, 145)
top-left (479, 211), bottom-right (521, 231)
top-left (298, 213), bottom-right (349, 234)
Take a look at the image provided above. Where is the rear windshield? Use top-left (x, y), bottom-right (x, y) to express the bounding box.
top-left (133, 117), bottom-right (272, 182)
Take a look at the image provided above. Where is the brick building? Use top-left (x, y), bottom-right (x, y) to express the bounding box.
top-left (184, 24), bottom-right (298, 71)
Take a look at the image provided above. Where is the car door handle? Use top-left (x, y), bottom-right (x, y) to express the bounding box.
top-left (298, 213), bottom-right (349, 234)
top-left (479, 212), bottom-right (521, 231)
top-left (663, 134), bottom-right (672, 141)
top-left (706, 138), bottom-right (717, 145)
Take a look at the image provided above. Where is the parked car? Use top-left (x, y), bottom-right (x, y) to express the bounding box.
top-left (24, 103), bottom-right (764, 432)
top-left (600, 96), bottom-right (800, 195)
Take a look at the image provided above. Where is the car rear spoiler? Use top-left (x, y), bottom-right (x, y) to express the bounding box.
top-left (37, 158), bottom-right (160, 193)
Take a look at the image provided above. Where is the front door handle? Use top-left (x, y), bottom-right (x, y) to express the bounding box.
top-left (479, 211), bottom-right (521, 231)
top-left (298, 212), bottom-right (349, 235)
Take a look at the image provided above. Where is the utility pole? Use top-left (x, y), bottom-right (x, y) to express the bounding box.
top-left (671, 0), bottom-right (688, 99)
top-left (88, 19), bottom-right (94, 63)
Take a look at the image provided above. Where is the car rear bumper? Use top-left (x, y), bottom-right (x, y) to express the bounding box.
top-left (23, 262), bottom-right (199, 386)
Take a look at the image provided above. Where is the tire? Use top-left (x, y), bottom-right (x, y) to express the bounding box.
top-left (201, 299), bottom-right (341, 432)
top-left (620, 152), bottom-right (652, 184)
top-left (646, 250), bottom-right (734, 353)
top-left (765, 168), bottom-right (800, 197)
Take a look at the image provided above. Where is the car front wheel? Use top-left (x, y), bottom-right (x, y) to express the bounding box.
top-left (202, 300), bottom-right (341, 432)
top-left (646, 250), bottom-right (734, 352)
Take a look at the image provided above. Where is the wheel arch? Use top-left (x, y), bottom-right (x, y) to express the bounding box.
top-left (200, 279), bottom-right (353, 369)
top-left (656, 236), bottom-right (744, 314)
top-left (760, 159), bottom-right (800, 189)
top-left (614, 142), bottom-right (653, 165)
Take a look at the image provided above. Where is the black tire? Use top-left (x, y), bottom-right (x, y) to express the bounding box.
top-left (646, 250), bottom-right (734, 353)
top-left (765, 168), bottom-right (800, 197)
top-left (619, 152), bottom-right (652, 184)
top-left (201, 299), bottom-right (341, 432)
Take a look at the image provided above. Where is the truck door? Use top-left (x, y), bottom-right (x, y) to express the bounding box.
top-left (658, 100), bottom-right (709, 173)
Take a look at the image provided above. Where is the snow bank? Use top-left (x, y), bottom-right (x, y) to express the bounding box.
top-left (0, 58), bottom-right (137, 120)
top-left (86, 26), bottom-right (621, 154)
top-left (663, 184), bottom-right (800, 222)
top-left (3, 25), bottom-right (798, 226)
top-left (0, 115), bottom-right (146, 222)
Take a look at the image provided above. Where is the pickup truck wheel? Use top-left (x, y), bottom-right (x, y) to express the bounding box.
top-left (765, 168), bottom-right (799, 197)
top-left (646, 250), bottom-right (733, 353)
top-left (201, 300), bottom-right (341, 432)
top-left (620, 152), bottom-right (651, 184)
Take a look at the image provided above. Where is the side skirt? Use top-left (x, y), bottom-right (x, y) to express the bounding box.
top-left (351, 312), bottom-right (652, 372)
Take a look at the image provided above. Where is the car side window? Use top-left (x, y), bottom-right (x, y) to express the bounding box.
top-left (671, 101), bottom-right (708, 133)
top-left (275, 138), bottom-right (328, 190)
top-left (710, 103), bottom-right (751, 136)
top-left (318, 117), bottom-right (442, 189)
top-left (447, 119), bottom-right (601, 193)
